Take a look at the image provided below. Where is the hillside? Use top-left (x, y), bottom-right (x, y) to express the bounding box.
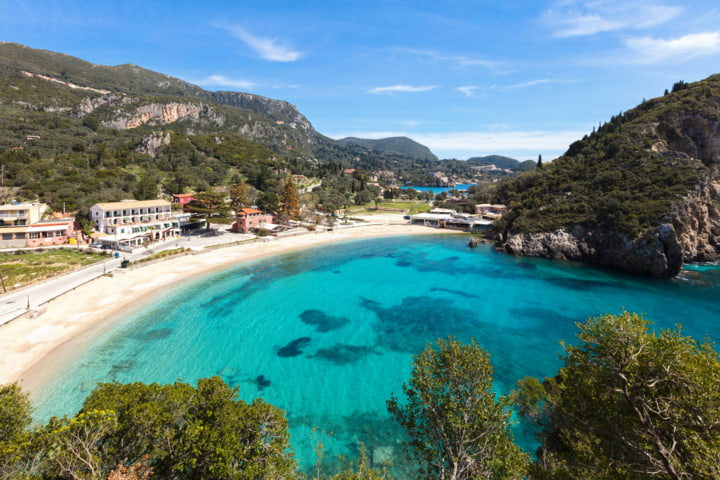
top-left (337, 136), bottom-right (438, 161)
top-left (467, 155), bottom-right (520, 169)
top-left (0, 43), bottom-right (482, 212)
top-left (494, 75), bottom-right (720, 278)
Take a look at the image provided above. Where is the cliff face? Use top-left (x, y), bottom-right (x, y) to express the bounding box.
top-left (671, 165), bottom-right (720, 262)
top-left (501, 224), bottom-right (683, 278)
top-left (497, 76), bottom-right (720, 278)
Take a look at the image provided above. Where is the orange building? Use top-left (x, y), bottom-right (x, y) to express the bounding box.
top-left (233, 208), bottom-right (276, 234)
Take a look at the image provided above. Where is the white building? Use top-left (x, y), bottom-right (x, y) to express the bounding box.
top-left (89, 200), bottom-right (182, 250)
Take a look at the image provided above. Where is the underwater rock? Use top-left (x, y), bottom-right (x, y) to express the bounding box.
top-left (300, 309), bottom-right (350, 332)
top-left (277, 337), bottom-right (312, 357)
top-left (311, 344), bottom-right (377, 365)
top-left (255, 374), bottom-right (271, 390)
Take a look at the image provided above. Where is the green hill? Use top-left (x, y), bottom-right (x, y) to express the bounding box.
top-left (337, 136), bottom-right (438, 161)
top-left (494, 75), bottom-right (720, 278)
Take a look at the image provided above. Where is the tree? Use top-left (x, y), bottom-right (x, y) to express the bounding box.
top-left (81, 377), bottom-right (296, 480)
top-left (387, 338), bottom-right (528, 480)
top-left (279, 176), bottom-right (300, 221)
top-left (229, 178), bottom-right (252, 211)
top-left (185, 191), bottom-right (231, 232)
top-left (135, 170), bottom-right (159, 200)
top-left (536, 154), bottom-right (543, 169)
top-left (521, 311), bottom-right (720, 480)
top-left (0, 383), bottom-right (32, 443)
top-left (0, 383), bottom-right (34, 478)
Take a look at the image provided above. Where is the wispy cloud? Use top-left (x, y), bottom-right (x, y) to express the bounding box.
top-left (456, 86), bottom-right (478, 97)
top-left (542, 1), bottom-right (682, 37)
top-left (389, 48), bottom-right (509, 72)
top-left (503, 79), bottom-right (554, 90)
top-left (368, 85), bottom-right (437, 94)
top-left (197, 75), bottom-right (255, 90)
top-left (218, 24), bottom-right (302, 62)
top-left (626, 31), bottom-right (720, 62)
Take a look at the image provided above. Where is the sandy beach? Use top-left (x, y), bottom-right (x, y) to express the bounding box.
top-left (0, 222), bottom-right (455, 394)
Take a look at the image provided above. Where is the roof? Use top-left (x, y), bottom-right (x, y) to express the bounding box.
top-left (237, 208), bottom-right (262, 215)
top-left (91, 199), bottom-right (170, 210)
top-left (0, 202), bottom-right (45, 211)
top-left (172, 193), bottom-right (195, 198)
top-left (27, 224), bottom-right (70, 233)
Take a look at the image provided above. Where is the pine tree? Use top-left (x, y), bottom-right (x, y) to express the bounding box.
top-left (279, 176), bottom-right (300, 221)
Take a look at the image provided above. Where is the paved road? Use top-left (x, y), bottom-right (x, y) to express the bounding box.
top-left (0, 227), bottom-right (254, 326)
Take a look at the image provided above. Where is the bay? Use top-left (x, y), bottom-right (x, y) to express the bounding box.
top-left (32, 235), bottom-right (720, 474)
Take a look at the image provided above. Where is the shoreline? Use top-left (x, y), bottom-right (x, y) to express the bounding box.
top-left (0, 223), bottom-right (459, 395)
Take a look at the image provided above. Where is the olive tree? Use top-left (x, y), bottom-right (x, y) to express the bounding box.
top-left (521, 311), bottom-right (720, 480)
top-left (387, 338), bottom-right (528, 480)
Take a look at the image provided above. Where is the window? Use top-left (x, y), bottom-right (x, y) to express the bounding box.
top-left (2, 233), bottom-right (13, 240)
top-left (28, 232), bottom-right (39, 239)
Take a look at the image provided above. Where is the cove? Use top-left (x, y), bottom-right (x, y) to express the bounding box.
top-left (31, 235), bottom-right (720, 474)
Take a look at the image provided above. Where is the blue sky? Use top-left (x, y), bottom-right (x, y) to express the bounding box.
top-left (2, 0), bottom-right (720, 160)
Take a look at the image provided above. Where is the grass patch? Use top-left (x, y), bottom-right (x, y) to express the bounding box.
top-left (0, 248), bottom-right (107, 291)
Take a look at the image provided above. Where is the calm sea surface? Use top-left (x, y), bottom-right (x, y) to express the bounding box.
top-left (33, 235), bottom-right (720, 474)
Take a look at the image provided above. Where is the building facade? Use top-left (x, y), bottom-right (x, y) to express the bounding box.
top-left (89, 200), bottom-right (181, 250)
top-left (0, 202), bottom-right (47, 248)
top-left (233, 208), bottom-right (276, 234)
top-left (26, 218), bottom-right (77, 247)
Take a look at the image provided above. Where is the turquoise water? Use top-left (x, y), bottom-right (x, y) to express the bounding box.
top-left (401, 183), bottom-right (475, 194)
top-left (33, 235), bottom-right (720, 474)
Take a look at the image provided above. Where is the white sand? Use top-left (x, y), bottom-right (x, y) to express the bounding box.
top-left (0, 223), bottom-right (457, 392)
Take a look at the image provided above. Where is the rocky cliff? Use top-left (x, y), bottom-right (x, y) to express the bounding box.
top-left (496, 75), bottom-right (720, 278)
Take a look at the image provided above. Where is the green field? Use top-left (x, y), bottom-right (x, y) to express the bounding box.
top-left (0, 249), bottom-right (107, 291)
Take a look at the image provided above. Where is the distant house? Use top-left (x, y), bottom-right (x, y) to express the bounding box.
top-left (171, 193), bottom-right (195, 210)
top-left (89, 199), bottom-right (181, 250)
top-left (475, 204), bottom-right (507, 219)
top-left (233, 208), bottom-right (277, 234)
top-left (0, 202), bottom-right (47, 248)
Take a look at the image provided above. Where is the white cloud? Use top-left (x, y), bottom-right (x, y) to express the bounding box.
top-left (456, 85), bottom-right (478, 97)
top-left (626, 31), bottom-right (720, 62)
top-left (221, 24), bottom-right (302, 62)
top-left (503, 79), bottom-right (553, 89)
top-left (197, 75), bottom-right (255, 90)
top-left (542, 1), bottom-right (682, 37)
top-left (368, 85), bottom-right (437, 94)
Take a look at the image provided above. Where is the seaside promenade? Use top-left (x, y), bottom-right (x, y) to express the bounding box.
top-left (0, 227), bottom-right (255, 326)
top-left (0, 216), bottom-right (407, 327)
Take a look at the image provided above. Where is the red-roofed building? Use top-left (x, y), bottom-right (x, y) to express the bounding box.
top-left (172, 193), bottom-right (195, 209)
top-left (233, 208), bottom-right (277, 234)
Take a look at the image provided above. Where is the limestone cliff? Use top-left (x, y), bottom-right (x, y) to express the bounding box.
top-left (496, 75), bottom-right (720, 278)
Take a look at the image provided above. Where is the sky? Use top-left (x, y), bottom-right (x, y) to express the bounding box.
top-left (2, 0), bottom-right (720, 161)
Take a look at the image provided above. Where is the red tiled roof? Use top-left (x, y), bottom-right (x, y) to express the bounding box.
top-left (238, 208), bottom-right (262, 215)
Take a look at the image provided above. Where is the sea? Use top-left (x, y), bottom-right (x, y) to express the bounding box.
top-left (400, 183), bottom-right (475, 194)
top-left (31, 234), bottom-right (720, 475)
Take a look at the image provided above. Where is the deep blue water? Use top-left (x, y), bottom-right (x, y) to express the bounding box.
top-left (32, 235), bottom-right (720, 474)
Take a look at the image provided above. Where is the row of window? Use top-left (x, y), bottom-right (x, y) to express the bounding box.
top-left (103, 207), bottom-right (170, 217)
top-left (1, 231), bottom-right (65, 240)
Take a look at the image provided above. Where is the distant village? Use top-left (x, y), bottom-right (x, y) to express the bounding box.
top-left (0, 165), bottom-right (508, 253)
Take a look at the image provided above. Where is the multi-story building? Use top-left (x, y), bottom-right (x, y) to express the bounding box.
top-left (233, 208), bottom-right (277, 234)
top-left (0, 202), bottom-right (47, 248)
top-left (89, 200), bottom-right (181, 250)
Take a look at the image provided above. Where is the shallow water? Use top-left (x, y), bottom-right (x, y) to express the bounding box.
top-left (33, 235), bottom-right (720, 474)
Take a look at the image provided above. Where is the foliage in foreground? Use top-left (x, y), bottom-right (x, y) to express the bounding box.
top-left (388, 338), bottom-right (529, 480)
top-left (515, 311), bottom-right (720, 480)
top-left (3, 312), bottom-right (720, 480)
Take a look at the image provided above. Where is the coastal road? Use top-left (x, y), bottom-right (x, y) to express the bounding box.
top-left (0, 227), bottom-right (254, 327)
